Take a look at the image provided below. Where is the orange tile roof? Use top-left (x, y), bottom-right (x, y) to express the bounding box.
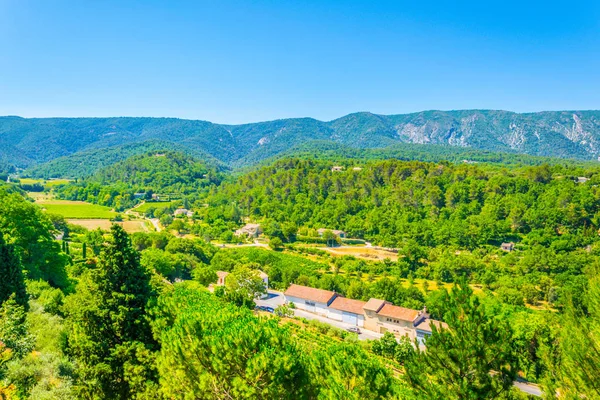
top-left (363, 298), bottom-right (388, 312)
top-left (329, 297), bottom-right (366, 315)
top-left (377, 304), bottom-right (419, 322)
top-left (216, 271), bottom-right (229, 279)
top-left (284, 284), bottom-right (336, 304)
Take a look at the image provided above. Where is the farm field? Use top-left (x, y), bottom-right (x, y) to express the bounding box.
top-left (133, 201), bottom-right (178, 213)
top-left (309, 245), bottom-right (399, 262)
top-left (67, 219), bottom-right (150, 233)
top-left (20, 178), bottom-right (72, 187)
top-left (37, 200), bottom-right (117, 219)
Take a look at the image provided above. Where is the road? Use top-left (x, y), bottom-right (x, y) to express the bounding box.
top-left (255, 290), bottom-right (383, 341)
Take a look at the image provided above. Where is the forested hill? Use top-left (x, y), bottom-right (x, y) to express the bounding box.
top-left (2, 109), bottom-right (600, 173)
top-left (57, 152), bottom-right (223, 210)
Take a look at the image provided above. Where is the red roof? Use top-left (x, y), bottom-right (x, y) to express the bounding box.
top-left (377, 304), bottom-right (419, 322)
top-left (284, 284), bottom-right (336, 304)
top-left (329, 297), bottom-right (366, 315)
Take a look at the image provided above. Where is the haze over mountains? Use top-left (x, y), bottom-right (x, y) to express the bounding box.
top-left (2, 109), bottom-right (600, 174)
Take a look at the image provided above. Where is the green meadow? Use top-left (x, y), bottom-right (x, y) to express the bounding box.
top-left (133, 201), bottom-right (178, 213)
top-left (38, 200), bottom-right (117, 219)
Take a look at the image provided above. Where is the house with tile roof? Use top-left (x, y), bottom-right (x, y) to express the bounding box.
top-left (282, 283), bottom-right (446, 340)
top-left (284, 284), bottom-right (338, 316)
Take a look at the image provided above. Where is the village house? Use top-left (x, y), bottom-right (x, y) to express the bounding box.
top-left (174, 208), bottom-right (194, 217)
top-left (577, 176), bottom-right (590, 184)
top-left (331, 166), bottom-right (344, 172)
top-left (216, 271), bottom-right (229, 286)
top-left (284, 284), bottom-right (337, 316)
top-left (501, 242), bottom-right (515, 252)
top-left (414, 317), bottom-right (448, 346)
top-left (283, 283), bottom-right (445, 341)
top-left (317, 228), bottom-right (347, 239)
top-left (235, 223), bottom-right (262, 238)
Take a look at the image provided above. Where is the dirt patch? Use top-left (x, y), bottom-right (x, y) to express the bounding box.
top-left (67, 219), bottom-right (148, 233)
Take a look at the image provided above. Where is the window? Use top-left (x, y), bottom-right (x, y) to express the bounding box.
top-left (305, 301), bottom-right (316, 306)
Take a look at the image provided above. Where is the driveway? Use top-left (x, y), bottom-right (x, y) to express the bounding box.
top-left (255, 290), bottom-right (383, 341)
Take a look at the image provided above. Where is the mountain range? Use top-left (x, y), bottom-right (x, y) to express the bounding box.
top-left (2, 109), bottom-right (600, 175)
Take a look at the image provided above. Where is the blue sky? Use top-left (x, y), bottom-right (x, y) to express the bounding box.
top-left (1, 0), bottom-right (599, 123)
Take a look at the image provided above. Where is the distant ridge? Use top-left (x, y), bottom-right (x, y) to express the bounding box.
top-left (2, 110), bottom-right (600, 173)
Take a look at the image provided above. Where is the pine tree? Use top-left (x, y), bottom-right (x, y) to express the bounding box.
top-left (0, 234), bottom-right (28, 309)
top-left (404, 283), bottom-right (518, 399)
top-left (64, 224), bottom-right (156, 399)
top-left (548, 263), bottom-right (600, 398)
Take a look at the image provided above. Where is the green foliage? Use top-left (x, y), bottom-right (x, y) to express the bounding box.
top-left (547, 263), bottom-right (600, 398)
top-left (0, 189), bottom-right (69, 287)
top-left (404, 284), bottom-right (518, 399)
top-left (63, 225), bottom-right (156, 399)
top-left (309, 342), bottom-right (396, 399)
top-left (152, 285), bottom-right (312, 399)
top-left (0, 295), bottom-right (34, 359)
top-left (0, 234), bottom-right (28, 309)
top-left (55, 151), bottom-right (223, 211)
top-left (223, 265), bottom-right (267, 308)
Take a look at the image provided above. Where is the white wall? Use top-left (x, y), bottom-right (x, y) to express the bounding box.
top-left (285, 295), bottom-right (329, 316)
top-left (328, 308), bottom-right (343, 321)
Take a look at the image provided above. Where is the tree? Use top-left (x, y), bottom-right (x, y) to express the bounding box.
top-left (0, 234), bottom-right (28, 309)
top-left (64, 224), bottom-right (156, 399)
top-left (0, 295), bottom-right (34, 359)
top-left (310, 342), bottom-right (396, 399)
top-left (153, 286), bottom-right (311, 399)
top-left (269, 237), bottom-right (283, 250)
top-left (191, 266), bottom-right (218, 286)
top-left (223, 265), bottom-right (267, 308)
top-left (0, 190), bottom-right (69, 288)
top-left (548, 263), bottom-right (600, 398)
top-left (404, 283), bottom-right (518, 399)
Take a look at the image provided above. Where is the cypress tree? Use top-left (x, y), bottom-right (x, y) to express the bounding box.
top-left (65, 224), bottom-right (156, 399)
top-left (82, 242), bottom-right (87, 259)
top-left (0, 234), bottom-right (28, 309)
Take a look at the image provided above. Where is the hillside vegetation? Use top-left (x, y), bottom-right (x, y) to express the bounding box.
top-left (56, 151), bottom-right (223, 210)
top-left (3, 110), bottom-right (600, 175)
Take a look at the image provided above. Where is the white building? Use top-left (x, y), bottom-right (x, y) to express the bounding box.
top-left (327, 297), bottom-right (366, 327)
top-left (174, 208), bottom-right (194, 217)
top-left (284, 284), bottom-right (337, 317)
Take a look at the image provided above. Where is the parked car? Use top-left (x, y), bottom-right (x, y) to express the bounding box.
top-left (264, 307), bottom-right (275, 313)
top-left (346, 327), bottom-right (361, 334)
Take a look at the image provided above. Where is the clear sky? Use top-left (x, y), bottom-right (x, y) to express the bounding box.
top-left (1, 0), bottom-right (599, 124)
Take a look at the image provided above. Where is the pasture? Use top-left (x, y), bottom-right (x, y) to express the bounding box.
top-left (20, 178), bottom-right (73, 187)
top-left (37, 200), bottom-right (117, 219)
top-left (133, 201), bottom-right (178, 213)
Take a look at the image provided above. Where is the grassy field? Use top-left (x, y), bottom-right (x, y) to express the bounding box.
top-left (20, 178), bottom-right (72, 187)
top-left (38, 200), bottom-right (117, 219)
top-left (133, 201), bottom-right (178, 213)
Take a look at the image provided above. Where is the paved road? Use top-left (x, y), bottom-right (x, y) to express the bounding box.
top-left (513, 380), bottom-right (543, 397)
top-left (255, 290), bottom-right (383, 341)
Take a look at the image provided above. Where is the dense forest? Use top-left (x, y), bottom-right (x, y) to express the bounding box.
top-left (55, 152), bottom-right (223, 210)
top-left (2, 150), bottom-right (600, 399)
